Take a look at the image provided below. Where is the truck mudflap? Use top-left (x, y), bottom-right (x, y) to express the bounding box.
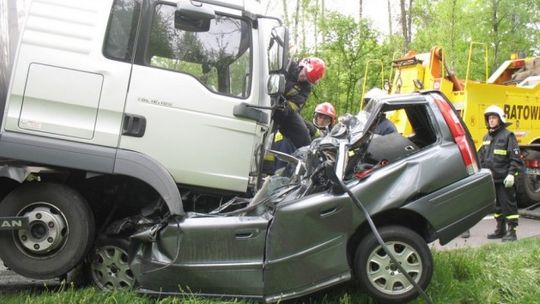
top-left (0, 216), bottom-right (29, 230)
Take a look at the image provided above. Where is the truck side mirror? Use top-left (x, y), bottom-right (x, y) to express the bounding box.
top-left (175, 1), bottom-right (215, 32)
top-left (267, 74), bottom-right (285, 96)
top-left (268, 26), bottom-right (289, 73)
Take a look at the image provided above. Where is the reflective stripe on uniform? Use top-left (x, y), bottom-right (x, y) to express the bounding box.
top-left (264, 154), bottom-right (275, 161)
top-left (265, 132), bottom-right (285, 161)
top-left (286, 86), bottom-right (300, 97)
top-left (493, 213), bottom-right (502, 218)
top-left (288, 101), bottom-right (299, 111)
top-left (483, 140), bottom-right (491, 145)
top-left (493, 149), bottom-right (507, 155)
top-left (506, 214), bottom-right (520, 220)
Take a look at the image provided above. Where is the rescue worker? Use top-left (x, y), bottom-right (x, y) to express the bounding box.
top-left (309, 101), bottom-right (336, 138)
top-left (478, 105), bottom-right (523, 242)
top-left (274, 57), bottom-right (326, 149)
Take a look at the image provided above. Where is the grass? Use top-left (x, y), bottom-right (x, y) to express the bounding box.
top-left (1, 236), bottom-right (539, 304)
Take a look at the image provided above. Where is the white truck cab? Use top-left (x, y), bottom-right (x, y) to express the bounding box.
top-left (1, 0), bottom-right (288, 211)
top-left (0, 0), bottom-right (288, 280)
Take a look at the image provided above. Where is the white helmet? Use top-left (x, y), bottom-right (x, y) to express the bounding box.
top-left (364, 88), bottom-right (388, 100)
top-left (484, 105), bottom-right (506, 124)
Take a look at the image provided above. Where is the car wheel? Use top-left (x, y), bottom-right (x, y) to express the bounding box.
top-left (0, 183), bottom-right (95, 279)
top-left (354, 225), bottom-right (433, 303)
top-left (90, 237), bottom-right (136, 290)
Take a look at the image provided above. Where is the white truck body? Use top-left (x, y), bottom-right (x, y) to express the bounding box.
top-left (0, 0), bottom-right (280, 207)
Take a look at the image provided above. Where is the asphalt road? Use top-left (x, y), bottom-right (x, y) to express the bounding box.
top-left (430, 216), bottom-right (540, 250)
top-left (1, 216), bottom-right (539, 294)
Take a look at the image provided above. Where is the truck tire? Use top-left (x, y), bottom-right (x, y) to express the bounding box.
top-left (516, 172), bottom-right (540, 207)
top-left (516, 149), bottom-right (540, 208)
top-left (0, 183), bottom-right (95, 279)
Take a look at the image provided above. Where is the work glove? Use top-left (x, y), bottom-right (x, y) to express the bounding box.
top-left (503, 174), bottom-right (515, 188)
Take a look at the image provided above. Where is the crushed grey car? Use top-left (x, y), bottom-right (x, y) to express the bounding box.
top-left (90, 91), bottom-right (495, 303)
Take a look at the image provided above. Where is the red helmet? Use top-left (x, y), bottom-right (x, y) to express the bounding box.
top-left (299, 57), bottom-right (326, 84)
top-left (313, 102), bottom-right (336, 128)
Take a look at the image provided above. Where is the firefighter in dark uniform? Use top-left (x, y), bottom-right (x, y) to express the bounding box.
top-left (273, 57), bottom-right (326, 149)
top-left (478, 105), bottom-right (523, 242)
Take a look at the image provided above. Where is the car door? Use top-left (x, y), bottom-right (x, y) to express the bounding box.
top-left (135, 215), bottom-right (270, 297)
top-left (119, 1), bottom-right (264, 192)
top-left (263, 192), bottom-right (355, 299)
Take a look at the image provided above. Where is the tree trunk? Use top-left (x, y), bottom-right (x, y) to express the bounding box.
top-left (491, 0), bottom-right (500, 69)
top-left (407, 0), bottom-right (413, 45)
top-left (387, 0), bottom-right (393, 36)
top-left (450, 0), bottom-right (457, 66)
top-left (281, 0), bottom-right (290, 26)
top-left (294, 0), bottom-right (300, 47)
top-left (321, 0), bottom-right (325, 44)
top-left (491, 0), bottom-right (501, 71)
top-left (400, 0), bottom-right (408, 50)
top-left (301, 0), bottom-right (306, 49)
top-left (314, 0), bottom-right (318, 52)
top-left (359, 0), bottom-right (363, 20)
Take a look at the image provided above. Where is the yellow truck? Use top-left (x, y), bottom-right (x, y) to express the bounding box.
top-left (374, 45), bottom-right (540, 207)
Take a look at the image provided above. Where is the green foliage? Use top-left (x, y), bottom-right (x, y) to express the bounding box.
top-left (298, 12), bottom-right (383, 119)
top-left (411, 0), bottom-right (540, 81)
top-left (281, 0), bottom-right (540, 119)
top-left (424, 237), bottom-right (540, 304)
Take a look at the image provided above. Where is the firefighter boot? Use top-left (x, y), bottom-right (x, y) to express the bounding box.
top-left (487, 218), bottom-right (506, 239)
top-left (502, 224), bottom-right (517, 242)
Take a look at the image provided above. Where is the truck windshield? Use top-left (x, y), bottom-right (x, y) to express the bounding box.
top-left (148, 4), bottom-right (252, 98)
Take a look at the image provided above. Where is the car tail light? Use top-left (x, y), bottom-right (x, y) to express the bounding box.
top-left (435, 97), bottom-right (479, 175)
top-left (526, 160), bottom-right (540, 168)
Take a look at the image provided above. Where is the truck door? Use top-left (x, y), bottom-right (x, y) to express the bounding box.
top-left (120, 2), bottom-right (265, 192)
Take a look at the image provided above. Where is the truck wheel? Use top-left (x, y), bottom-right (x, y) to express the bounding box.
top-left (90, 237), bottom-right (135, 290)
top-left (354, 226), bottom-right (433, 304)
top-left (0, 183), bottom-right (95, 279)
top-left (516, 171), bottom-right (540, 208)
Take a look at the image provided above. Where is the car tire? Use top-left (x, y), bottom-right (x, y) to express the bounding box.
top-left (0, 183), bottom-right (95, 279)
top-left (354, 225), bottom-right (433, 304)
top-left (90, 236), bottom-right (136, 290)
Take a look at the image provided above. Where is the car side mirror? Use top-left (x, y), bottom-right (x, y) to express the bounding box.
top-left (267, 74), bottom-right (285, 96)
top-left (175, 1), bottom-right (215, 32)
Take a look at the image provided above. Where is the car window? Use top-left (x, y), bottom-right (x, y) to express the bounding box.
top-left (364, 104), bottom-right (438, 164)
top-left (147, 4), bottom-right (252, 98)
top-left (103, 0), bottom-right (141, 62)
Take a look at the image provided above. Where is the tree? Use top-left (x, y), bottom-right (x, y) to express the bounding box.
top-left (306, 12), bottom-right (380, 116)
top-left (387, 0), bottom-right (393, 36)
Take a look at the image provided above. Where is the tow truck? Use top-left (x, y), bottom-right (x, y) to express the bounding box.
top-left (367, 45), bottom-right (540, 207)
